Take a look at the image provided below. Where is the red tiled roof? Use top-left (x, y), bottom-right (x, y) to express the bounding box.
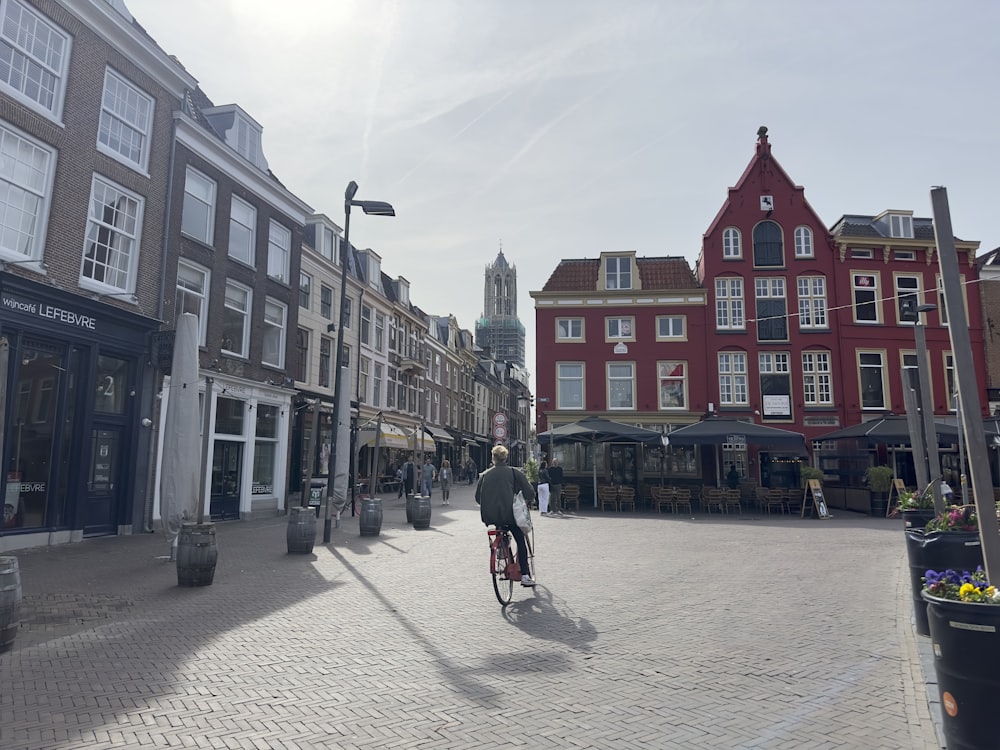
top-left (541, 257), bottom-right (698, 292)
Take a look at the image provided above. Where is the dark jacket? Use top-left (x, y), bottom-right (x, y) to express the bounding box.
top-left (475, 463), bottom-right (535, 527)
top-left (547, 464), bottom-right (564, 485)
top-left (538, 467), bottom-right (550, 484)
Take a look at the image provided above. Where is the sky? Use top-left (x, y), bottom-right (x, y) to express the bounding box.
top-left (125, 0), bottom-right (1000, 388)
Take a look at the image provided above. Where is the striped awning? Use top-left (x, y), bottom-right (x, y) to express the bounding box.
top-left (358, 423), bottom-right (410, 450)
top-left (424, 426), bottom-right (453, 444)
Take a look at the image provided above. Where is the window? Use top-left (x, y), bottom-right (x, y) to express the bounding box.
top-left (859, 352), bottom-right (886, 410)
top-left (895, 275), bottom-right (920, 324)
top-left (945, 353), bottom-right (956, 410)
top-left (343, 296), bottom-right (353, 328)
top-left (802, 351), bottom-right (833, 405)
top-left (81, 175), bottom-right (142, 293)
top-left (228, 196), bottom-right (255, 264)
top-left (373, 363), bottom-right (383, 407)
top-left (222, 281), bottom-right (251, 357)
top-left (252, 404), bottom-right (278, 494)
top-left (889, 214), bottom-right (913, 239)
top-left (606, 317), bottom-right (634, 340)
top-left (97, 69), bottom-right (152, 171)
top-left (234, 116), bottom-right (262, 168)
top-left (318, 224), bottom-right (337, 262)
top-left (556, 318), bottom-right (583, 340)
top-left (0, 122), bottom-right (53, 261)
top-left (607, 362), bottom-right (634, 410)
top-left (320, 285), bottom-right (332, 319)
top-left (433, 391), bottom-right (440, 423)
top-left (299, 272), bottom-right (311, 309)
top-left (0, 0), bottom-right (69, 119)
top-left (718, 352), bottom-right (748, 405)
top-left (359, 358), bottom-right (369, 403)
top-left (853, 273), bottom-right (879, 323)
top-left (181, 167), bottom-right (215, 244)
top-left (605, 256), bottom-right (632, 290)
top-left (754, 277), bottom-right (787, 341)
top-left (715, 278), bottom-right (745, 330)
top-left (656, 316), bottom-right (685, 340)
top-left (557, 363), bottom-right (584, 409)
top-left (359, 304), bottom-right (372, 346)
top-left (797, 276), bottom-right (827, 330)
top-left (267, 220), bottom-right (290, 283)
top-left (375, 312), bottom-right (385, 352)
top-left (295, 328), bottom-right (309, 382)
top-left (850, 247), bottom-right (874, 259)
top-left (658, 361), bottom-right (687, 409)
top-left (318, 338), bottom-right (331, 388)
top-left (896, 249), bottom-right (916, 261)
top-left (262, 299), bottom-right (287, 368)
top-left (386, 366), bottom-right (397, 408)
top-left (434, 354), bottom-right (441, 384)
top-left (722, 227), bottom-right (741, 259)
top-left (752, 220), bottom-right (783, 267)
top-left (794, 226), bottom-right (813, 258)
top-left (758, 352), bottom-right (791, 419)
top-left (175, 260), bottom-right (209, 345)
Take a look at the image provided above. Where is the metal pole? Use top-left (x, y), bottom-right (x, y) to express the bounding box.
top-left (930, 186), bottom-right (1000, 581)
top-left (914, 320), bottom-right (944, 512)
top-left (324, 192), bottom-right (352, 544)
top-left (955, 391), bottom-right (967, 503)
top-left (901, 369), bottom-right (929, 491)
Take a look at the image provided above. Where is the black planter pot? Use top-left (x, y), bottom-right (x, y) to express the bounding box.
top-left (921, 592), bottom-right (1000, 750)
top-left (901, 508), bottom-right (936, 530)
top-left (904, 530), bottom-right (983, 636)
top-left (870, 492), bottom-right (889, 517)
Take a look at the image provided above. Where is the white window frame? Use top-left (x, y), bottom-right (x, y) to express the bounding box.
top-left (228, 195), bottom-right (255, 264)
top-left (0, 121), bottom-right (54, 263)
top-left (175, 259), bottom-right (210, 345)
top-left (80, 174), bottom-right (143, 295)
top-left (359, 357), bottom-right (370, 403)
top-left (222, 280), bottom-right (252, 358)
top-left (556, 318), bottom-right (584, 341)
top-left (360, 303), bottom-right (372, 346)
top-left (656, 316), bottom-right (686, 340)
top-left (267, 220), bottom-right (291, 283)
top-left (607, 362), bottom-right (635, 410)
top-left (718, 351), bottom-right (748, 406)
top-left (605, 256), bottom-right (632, 290)
top-left (889, 214), bottom-right (913, 239)
top-left (657, 361), bottom-right (687, 409)
top-left (262, 298), bottom-right (287, 368)
top-left (794, 226), bottom-right (813, 258)
top-left (758, 352), bottom-right (792, 419)
top-left (802, 350), bottom-right (833, 405)
top-left (754, 277), bottom-right (788, 342)
top-left (715, 278), bottom-right (745, 331)
top-left (299, 271), bottom-right (311, 310)
top-left (434, 353), bottom-right (442, 384)
top-left (0, 0), bottom-right (70, 120)
top-left (181, 167), bottom-right (215, 245)
top-left (557, 362), bottom-right (584, 410)
top-left (373, 362), bottom-right (383, 407)
top-left (797, 276), bottom-right (828, 330)
top-left (375, 312), bottom-right (385, 352)
top-left (97, 68), bottom-right (153, 172)
top-left (722, 227), bottom-right (741, 259)
top-left (852, 272), bottom-right (880, 324)
top-left (895, 274), bottom-right (921, 326)
top-left (606, 317), bottom-right (635, 341)
top-left (858, 351), bottom-right (887, 410)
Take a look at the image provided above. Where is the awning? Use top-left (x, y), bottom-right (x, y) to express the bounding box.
top-left (357, 422), bottom-right (410, 450)
top-left (424, 426), bottom-right (453, 444)
top-left (403, 428), bottom-right (434, 452)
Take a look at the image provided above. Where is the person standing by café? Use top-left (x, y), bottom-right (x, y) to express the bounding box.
top-left (537, 460), bottom-right (551, 515)
top-left (421, 456), bottom-right (436, 498)
top-left (439, 459), bottom-right (453, 505)
top-left (727, 463), bottom-right (740, 490)
top-left (476, 445), bottom-right (537, 586)
top-left (402, 455), bottom-right (416, 497)
top-left (547, 457), bottom-right (564, 515)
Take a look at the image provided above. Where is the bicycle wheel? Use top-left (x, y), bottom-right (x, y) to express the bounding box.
top-left (492, 534), bottom-right (514, 605)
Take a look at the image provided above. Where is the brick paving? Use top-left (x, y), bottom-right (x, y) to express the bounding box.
top-left (1, 484), bottom-right (944, 749)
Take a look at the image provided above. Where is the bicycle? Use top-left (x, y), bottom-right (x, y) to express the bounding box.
top-left (487, 525), bottom-right (534, 605)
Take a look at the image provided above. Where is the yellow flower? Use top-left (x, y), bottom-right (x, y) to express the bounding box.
top-left (959, 583), bottom-right (977, 599)
top-left (987, 586), bottom-right (997, 598)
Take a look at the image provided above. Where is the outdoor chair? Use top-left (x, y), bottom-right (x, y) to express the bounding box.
top-left (618, 486), bottom-right (636, 512)
top-left (652, 486), bottom-right (675, 513)
top-left (784, 487), bottom-right (804, 515)
top-left (723, 488), bottom-right (742, 515)
top-left (703, 487), bottom-right (725, 514)
top-left (598, 485), bottom-right (619, 512)
top-left (672, 487), bottom-right (693, 515)
top-left (561, 484), bottom-right (580, 512)
top-left (766, 488), bottom-right (788, 514)
top-left (754, 486), bottom-right (769, 513)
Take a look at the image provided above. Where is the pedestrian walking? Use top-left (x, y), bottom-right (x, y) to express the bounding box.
top-left (547, 457), bottom-right (564, 515)
top-left (537, 460), bottom-right (551, 515)
top-left (396, 461), bottom-right (405, 498)
top-left (439, 459), bottom-right (453, 504)
top-left (467, 458), bottom-right (478, 485)
top-left (402, 456), bottom-right (416, 497)
top-left (421, 457), bottom-right (436, 498)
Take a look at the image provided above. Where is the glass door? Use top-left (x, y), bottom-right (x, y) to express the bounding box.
top-left (210, 440), bottom-right (242, 520)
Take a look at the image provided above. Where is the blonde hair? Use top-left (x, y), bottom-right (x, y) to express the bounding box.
top-left (491, 445), bottom-right (509, 462)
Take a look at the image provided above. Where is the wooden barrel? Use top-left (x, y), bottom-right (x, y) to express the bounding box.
top-left (286, 506), bottom-right (317, 554)
top-left (359, 498), bottom-right (383, 537)
top-left (405, 494), bottom-right (415, 523)
top-left (412, 496), bottom-right (432, 530)
top-left (177, 523), bottom-right (218, 587)
top-left (0, 556), bottom-right (21, 653)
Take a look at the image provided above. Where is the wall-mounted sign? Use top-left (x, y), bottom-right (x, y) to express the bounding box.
top-left (2, 292), bottom-right (97, 330)
top-left (613, 342), bottom-right (628, 354)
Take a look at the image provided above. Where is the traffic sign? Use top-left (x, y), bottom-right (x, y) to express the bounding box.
top-left (493, 424), bottom-right (507, 439)
top-left (493, 412), bottom-right (507, 426)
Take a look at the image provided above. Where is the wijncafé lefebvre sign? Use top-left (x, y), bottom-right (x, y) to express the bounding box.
top-left (2, 291), bottom-right (97, 331)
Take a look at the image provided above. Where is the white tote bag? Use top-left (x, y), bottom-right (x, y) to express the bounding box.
top-left (513, 490), bottom-right (532, 532)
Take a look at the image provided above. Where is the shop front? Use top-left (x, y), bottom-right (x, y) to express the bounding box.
top-left (1, 274), bottom-right (158, 551)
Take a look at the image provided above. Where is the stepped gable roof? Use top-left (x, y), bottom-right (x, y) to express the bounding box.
top-left (541, 256), bottom-right (698, 292)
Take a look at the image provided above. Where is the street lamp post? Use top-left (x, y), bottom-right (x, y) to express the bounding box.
top-left (914, 302), bottom-right (944, 512)
top-left (323, 181), bottom-right (394, 543)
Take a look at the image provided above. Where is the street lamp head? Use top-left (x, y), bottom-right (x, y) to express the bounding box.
top-left (916, 303), bottom-right (937, 314)
top-left (345, 181), bottom-right (359, 202)
top-left (355, 200), bottom-right (395, 217)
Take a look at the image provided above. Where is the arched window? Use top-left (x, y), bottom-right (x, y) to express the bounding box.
top-left (753, 221), bottom-right (783, 267)
top-left (722, 227), bottom-right (741, 258)
top-left (794, 226), bottom-right (813, 258)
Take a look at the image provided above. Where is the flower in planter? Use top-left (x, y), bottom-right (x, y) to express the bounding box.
top-left (924, 505), bottom-right (978, 533)
top-left (899, 489), bottom-right (935, 510)
top-left (924, 567), bottom-right (1000, 604)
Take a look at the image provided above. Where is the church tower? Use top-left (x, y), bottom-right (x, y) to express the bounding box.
top-left (475, 248), bottom-right (526, 366)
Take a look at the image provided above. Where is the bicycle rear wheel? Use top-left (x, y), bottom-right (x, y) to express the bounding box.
top-left (492, 534), bottom-right (514, 605)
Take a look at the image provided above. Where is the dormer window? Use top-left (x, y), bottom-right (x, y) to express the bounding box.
top-left (605, 256), bottom-right (632, 290)
top-left (889, 214), bottom-right (913, 239)
top-left (202, 105), bottom-right (268, 171)
top-left (366, 252), bottom-right (381, 291)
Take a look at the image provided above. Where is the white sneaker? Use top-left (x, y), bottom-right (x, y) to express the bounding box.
top-left (520, 574), bottom-right (536, 587)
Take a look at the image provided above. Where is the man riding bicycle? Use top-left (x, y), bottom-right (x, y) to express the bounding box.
top-left (475, 445), bottom-right (537, 586)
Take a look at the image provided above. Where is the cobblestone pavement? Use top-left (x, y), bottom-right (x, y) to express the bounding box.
top-left (1, 484), bottom-right (944, 749)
